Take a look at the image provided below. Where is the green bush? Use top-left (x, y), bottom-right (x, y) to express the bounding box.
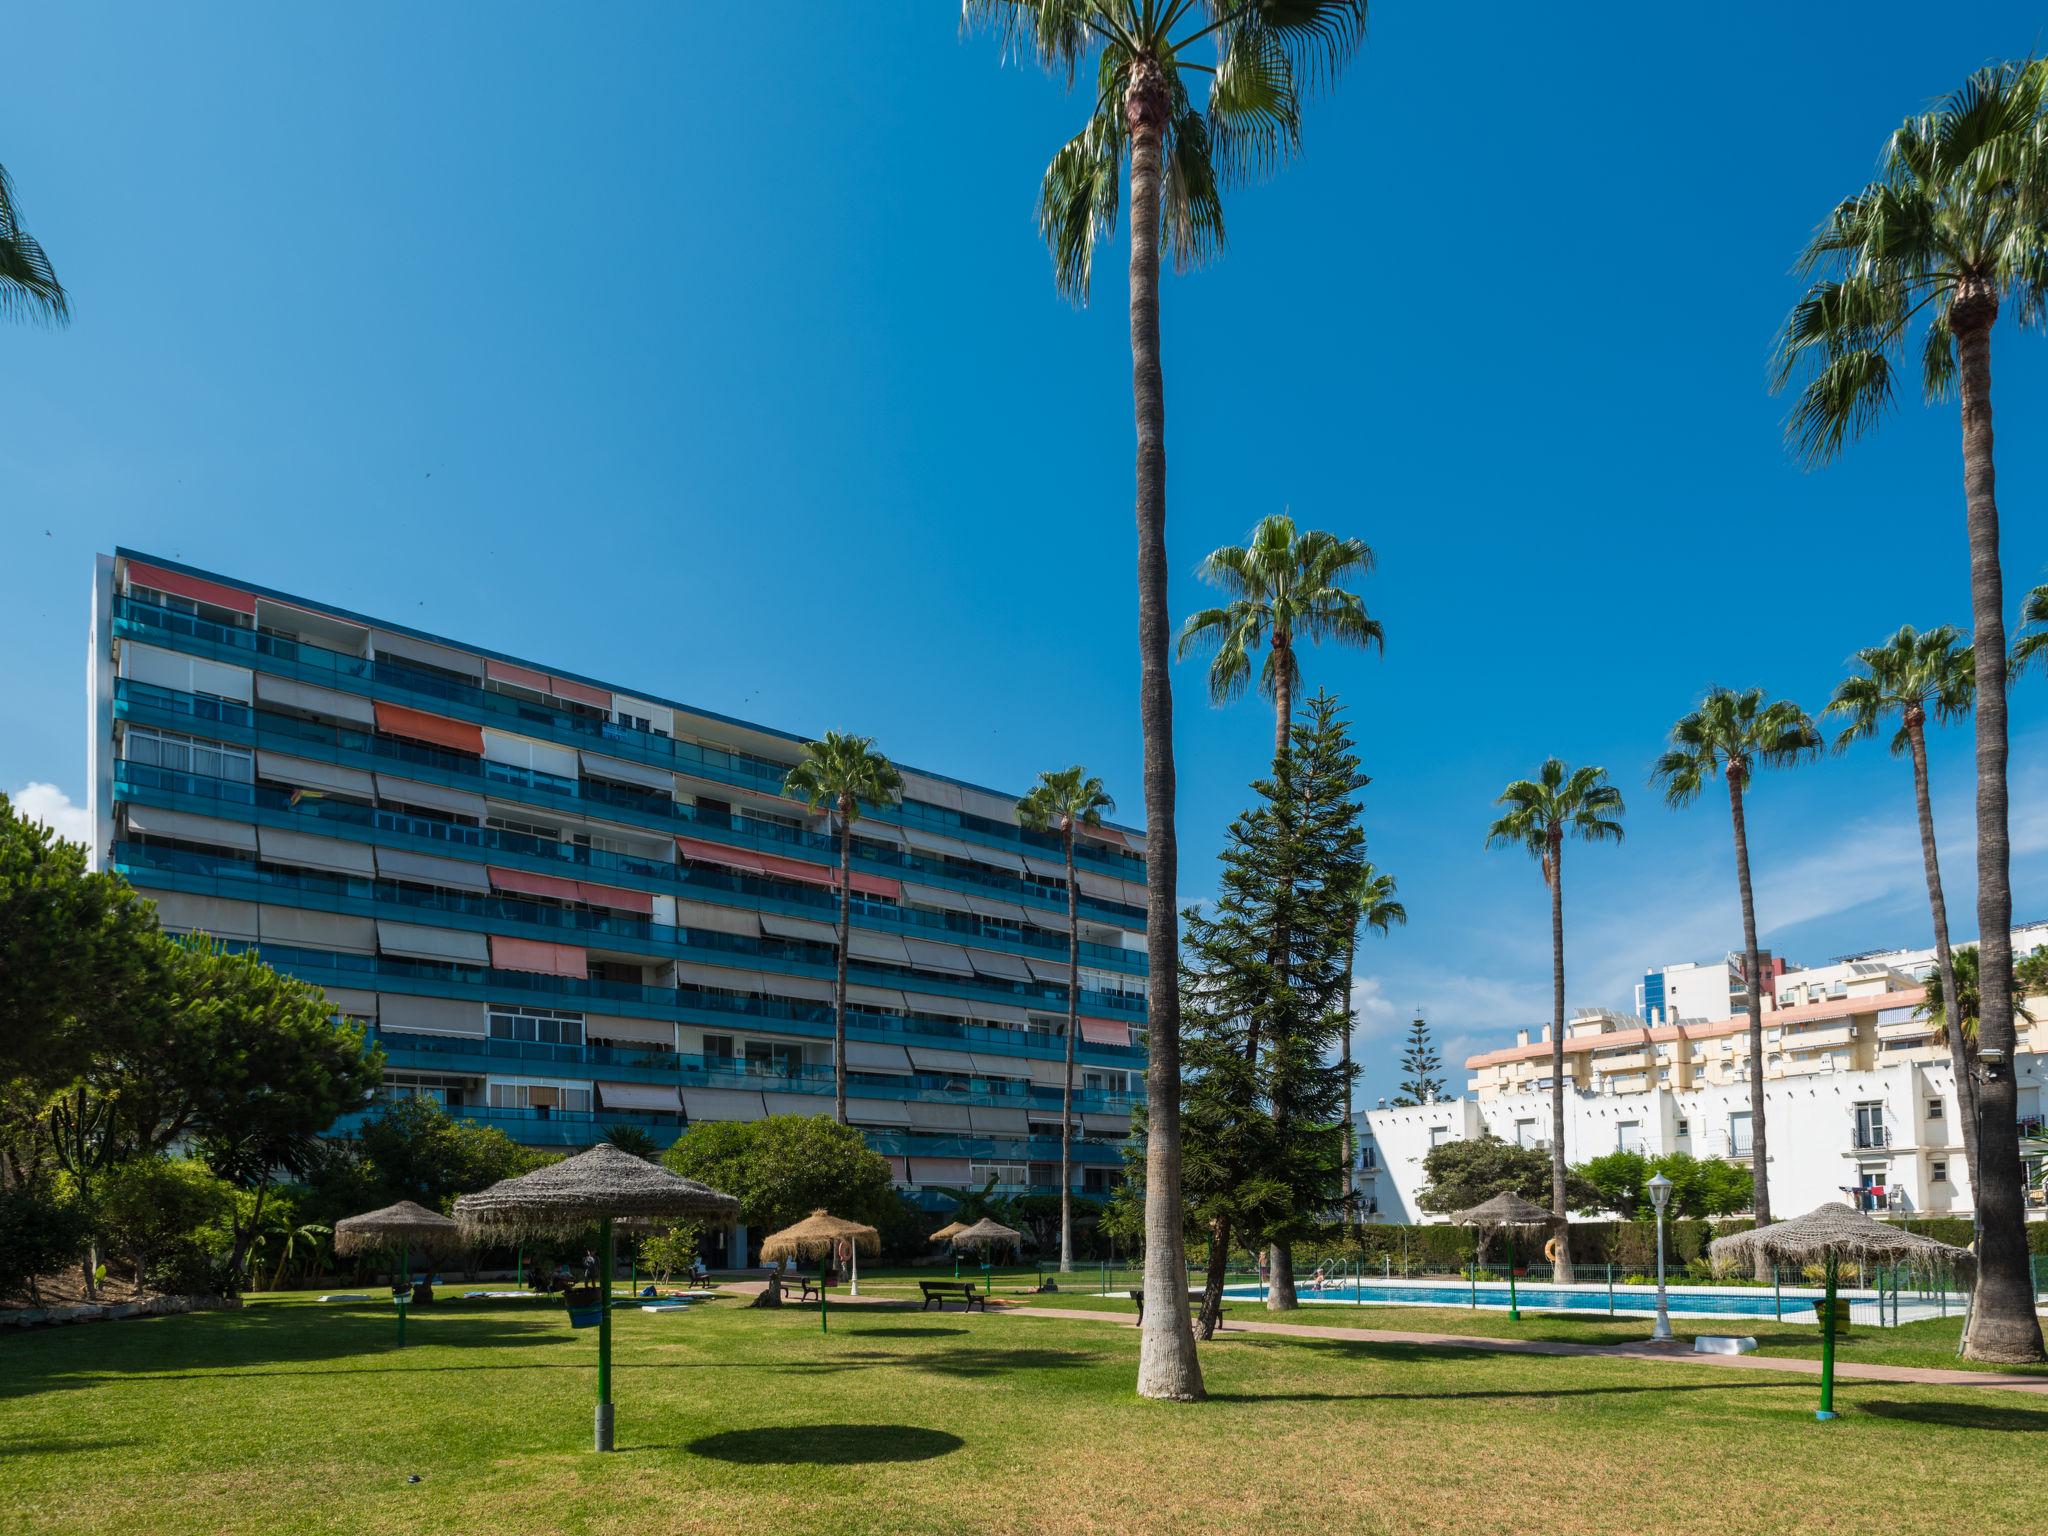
top-left (0, 1181), bottom-right (91, 1302)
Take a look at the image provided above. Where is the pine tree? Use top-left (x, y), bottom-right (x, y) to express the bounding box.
top-left (1180, 690), bottom-right (1365, 1333)
top-left (1392, 1016), bottom-right (1444, 1107)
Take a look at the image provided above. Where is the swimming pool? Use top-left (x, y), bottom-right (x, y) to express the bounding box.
top-left (1217, 1279), bottom-right (1947, 1325)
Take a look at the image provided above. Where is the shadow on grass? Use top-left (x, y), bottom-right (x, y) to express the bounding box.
top-left (685, 1424), bottom-right (963, 1466)
top-left (1211, 1380), bottom-right (1792, 1404)
top-left (1858, 1398), bottom-right (2048, 1431)
top-left (0, 1437), bottom-right (141, 1457)
top-left (759, 1345), bottom-right (1103, 1380)
top-left (836, 1326), bottom-right (969, 1339)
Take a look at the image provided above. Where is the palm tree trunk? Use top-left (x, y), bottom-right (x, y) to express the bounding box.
top-left (1264, 652), bottom-right (1300, 1309)
top-left (1951, 305), bottom-right (2043, 1362)
top-left (1548, 838), bottom-right (1573, 1284)
top-left (1342, 923), bottom-right (1357, 1208)
top-left (1906, 716), bottom-right (1977, 1191)
top-left (1197, 1219), bottom-right (1229, 1341)
top-left (1060, 827), bottom-right (1078, 1273)
top-left (1125, 54), bottom-right (1202, 1403)
top-left (1726, 774), bottom-right (1772, 1279)
top-left (1272, 638), bottom-right (1293, 763)
top-left (833, 802), bottom-right (851, 1127)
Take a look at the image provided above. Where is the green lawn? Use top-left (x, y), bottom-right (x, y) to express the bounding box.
top-left (2, 1291), bottom-right (2042, 1536)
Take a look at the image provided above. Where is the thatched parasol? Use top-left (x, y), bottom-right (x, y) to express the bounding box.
top-left (1710, 1204), bottom-right (1975, 1421)
top-left (759, 1210), bottom-right (881, 1333)
top-left (333, 1200), bottom-right (463, 1347)
top-left (951, 1217), bottom-right (1024, 1293)
top-left (454, 1143), bottom-right (739, 1452)
top-left (929, 1220), bottom-right (968, 1243)
top-left (1447, 1191), bottom-right (1559, 1321)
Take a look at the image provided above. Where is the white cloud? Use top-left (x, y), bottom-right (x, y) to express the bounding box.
top-left (10, 782), bottom-right (92, 847)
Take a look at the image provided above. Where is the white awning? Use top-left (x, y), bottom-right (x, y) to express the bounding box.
top-left (971, 1000), bottom-right (1034, 1027)
top-left (760, 912), bottom-right (838, 945)
top-left (258, 905), bottom-right (377, 954)
top-left (376, 920), bottom-right (489, 964)
top-left (597, 1081), bottom-right (681, 1112)
top-left (377, 993), bottom-right (485, 1036)
top-left (1025, 957), bottom-right (1070, 985)
top-left (904, 826), bottom-right (1024, 872)
top-left (584, 1015), bottom-right (675, 1046)
top-left (1082, 1111), bottom-right (1132, 1135)
top-left (682, 1088), bottom-right (766, 1122)
top-left (852, 819), bottom-right (907, 845)
top-left (903, 938), bottom-right (975, 977)
top-left (844, 1041), bottom-right (914, 1073)
top-left (372, 629), bottom-right (485, 680)
top-left (317, 986), bottom-right (379, 1018)
top-left (968, 1053), bottom-right (1027, 1077)
top-left (373, 774), bottom-right (487, 821)
top-left (967, 948), bottom-right (1035, 982)
top-left (963, 891), bottom-right (1041, 925)
top-left (846, 930), bottom-right (911, 965)
top-left (845, 1099), bottom-right (915, 1127)
top-left (374, 846), bottom-right (491, 891)
top-left (676, 901), bottom-right (760, 938)
top-left (968, 1105), bottom-right (1031, 1136)
top-left (257, 826), bottom-right (375, 876)
top-left (1021, 854), bottom-right (1067, 881)
top-left (123, 805), bottom-right (258, 851)
top-left (900, 881), bottom-right (974, 914)
top-left (902, 1100), bottom-right (974, 1131)
top-left (845, 983), bottom-right (907, 1010)
top-left (762, 1091), bottom-right (829, 1117)
top-left (673, 958), bottom-right (761, 991)
top-left (146, 890), bottom-right (259, 941)
top-left (578, 749), bottom-right (676, 794)
top-left (906, 1045), bottom-right (979, 1074)
top-left (254, 674), bottom-right (376, 727)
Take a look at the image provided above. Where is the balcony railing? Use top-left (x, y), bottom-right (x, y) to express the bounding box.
top-left (1852, 1123), bottom-right (1891, 1149)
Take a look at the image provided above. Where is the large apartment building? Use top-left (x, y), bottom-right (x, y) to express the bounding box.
top-left (86, 550), bottom-right (1150, 1221)
top-left (1365, 931), bottom-right (2048, 1226)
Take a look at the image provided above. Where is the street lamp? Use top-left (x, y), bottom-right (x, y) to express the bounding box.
top-left (1647, 1172), bottom-right (1674, 1343)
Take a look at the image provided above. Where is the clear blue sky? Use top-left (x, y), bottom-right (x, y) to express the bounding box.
top-left (5, 5), bottom-right (2048, 1105)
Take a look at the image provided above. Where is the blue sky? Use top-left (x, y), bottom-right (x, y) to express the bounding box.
top-left (5, 4), bottom-right (2048, 1105)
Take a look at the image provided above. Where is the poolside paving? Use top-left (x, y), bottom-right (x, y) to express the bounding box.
top-left (1000, 1304), bottom-right (2048, 1395)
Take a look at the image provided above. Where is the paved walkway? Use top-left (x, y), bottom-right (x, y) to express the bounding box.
top-left (999, 1304), bottom-right (2048, 1395)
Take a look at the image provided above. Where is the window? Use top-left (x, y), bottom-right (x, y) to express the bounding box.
top-left (1359, 1145), bottom-right (1378, 1169)
top-left (1513, 1118), bottom-right (1538, 1148)
top-left (1675, 1117), bottom-right (1690, 1137)
top-left (1932, 1159), bottom-right (1950, 1184)
top-left (1927, 1097), bottom-right (1945, 1122)
top-left (1854, 1102), bottom-right (1887, 1148)
top-left (1617, 1120), bottom-right (1645, 1154)
top-left (703, 1034), bottom-right (735, 1061)
top-left (487, 1081), bottom-right (592, 1113)
top-left (487, 1005), bottom-right (585, 1047)
top-left (1428, 1126), bottom-right (1451, 1149)
top-left (122, 725), bottom-right (253, 783)
top-left (1729, 1112), bottom-right (1753, 1157)
top-left (743, 1040), bottom-right (803, 1078)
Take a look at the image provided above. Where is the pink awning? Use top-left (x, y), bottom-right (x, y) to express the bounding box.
top-left (374, 702), bottom-right (484, 755)
top-left (886, 1156), bottom-right (911, 1185)
top-left (675, 836), bottom-right (901, 900)
top-left (1079, 1017), bottom-right (1130, 1047)
top-left (578, 880), bottom-right (654, 916)
top-left (550, 675), bottom-right (611, 710)
top-left (126, 560), bottom-right (256, 616)
top-left (485, 659), bottom-right (552, 692)
top-left (489, 865), bottom-right (583, 903)
top-left (488, 936), bottom-right (588, 977)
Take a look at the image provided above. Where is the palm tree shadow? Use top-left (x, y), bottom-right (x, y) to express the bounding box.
top-left (684, 1424), bottom-right (963, 1466)
top-left (1858, 1398), bottom-right (2048, 1431)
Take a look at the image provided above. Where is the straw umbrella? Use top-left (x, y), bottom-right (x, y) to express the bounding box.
top-left (760, 1209), bottom-right (881, 1334)
top-left (951, 1217), bottom-right (1023, 1294)
top-left (333, 1200), bottom-right (462, 1348)
top-left (1449, 1192), bottom-right (1557, 1322)
top-left (454, 1143), bottom-right (739, 1452)
top-left (931, 1219), bottom-right (967, 1279)
top-left (1711, 1203), bottom-right (1974, 1420)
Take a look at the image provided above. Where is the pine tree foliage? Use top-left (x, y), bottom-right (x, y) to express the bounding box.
top-left (1392, 1016), bottom-right (1444, 1106)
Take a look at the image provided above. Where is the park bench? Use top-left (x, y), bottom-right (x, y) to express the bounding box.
top-left (920, 1280), bottom-right (986, 1312)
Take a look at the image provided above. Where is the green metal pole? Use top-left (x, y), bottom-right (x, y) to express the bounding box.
top-left (516, 1244), bottom-right (523, 1289)
top-left (1607, 1262), bottom-right (1614, 1316)
top-left (1817, 1254), bottom-right (1838, 1421)
top-left (1506, 1229), bottom-right (1520, 1322)
top-left (819, 1252), bottom-right (829, 1334)
top-left (596, 1217), bottom-right (615, 1451)
top-left (1469, 1260), bottom-right (1477, 1309)
top-left (396, 1240), bottom-right (409, 1348)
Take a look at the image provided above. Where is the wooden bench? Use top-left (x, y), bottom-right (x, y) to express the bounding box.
top-left (796, 1276), bottom-right (839, 1303)
top-left (920, 1280), bottom-right (986, 1312)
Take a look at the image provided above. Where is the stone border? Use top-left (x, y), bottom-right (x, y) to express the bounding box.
top-left (0, 1293), bottom-right (243, 1329)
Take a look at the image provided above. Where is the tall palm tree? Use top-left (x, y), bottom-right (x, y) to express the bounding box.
top-left (0, 164), bottom-right (68, 325)
top-left (1770, 59), bottom-right (2048, 1363)
top-left (966, 0), bottom-right (1370, 1402)
top-left (1017, 766), bottom-right (1117, 1274)
top-left (1651, 688), bottom-right (1820, 1261)
top-left (1915, 945), bottom-right (2038, 1046)
top-left (1177, 513), bottom-right (1382, 762)
top-left (784, 733), bottom-right (903, 1125)
top-left (1338, 861), bottom-right (1403, 1207)
top-left (1484, 760), bottom-right (1624, 1283)
top-left (1823, 625), bottom-right (1977, 1185)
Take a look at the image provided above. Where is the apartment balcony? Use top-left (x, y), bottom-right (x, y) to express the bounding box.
top-left (1850, 1123), bottom-right (1892, 1150)
top-left (1592, 1050), bottom-right (1651, 1072)
top-left (1783, 1024), bottom-right (1860, 1051)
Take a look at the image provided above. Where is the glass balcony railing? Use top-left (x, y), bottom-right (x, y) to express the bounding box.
top-left (116, 593), bottom-right (1146, 881)
top-left (115, 678), bottom-right (1148, 934)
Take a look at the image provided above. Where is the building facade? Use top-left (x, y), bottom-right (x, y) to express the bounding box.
top-left (87, 551), bottom-right (1150, 1216)
top-left (1367, 943), bottom-right (2048, 1226)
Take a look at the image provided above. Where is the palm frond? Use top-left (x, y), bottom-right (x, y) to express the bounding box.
top-left (1037, 101), bottom-right (1127, 304)
top-left (0, 163), bottom-right (69, 326)
top-left (1206, 17), bottom-right (1300, 183)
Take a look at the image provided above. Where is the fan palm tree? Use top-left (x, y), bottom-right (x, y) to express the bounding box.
top-left (1770, 59), bottom-right (2048, 1362)
top-left (2010, 583), bottom-right (2048, 678)
top-left (1017, 766), bottom-right (1117, 1274)
top-left (1824, 625), bottom-right (1978, 1183)
top-left (1651, 688), bottom-right (1820, 1259)
top-left (1484, 760), bottom-right (1625, 1283)
top-left (1177, 514), bottom-right (1382, 762)
top-left (1338, 862), bottom-right (1404, 1206)
top-left (0, 164), bottom-right (68, 325)
top-left (965, 0), bottom-right (1371, 1402)
top-left (1915, 944), bottom-right (2038, 1046)
top-left (784, 733), bottom-right (903, 1124)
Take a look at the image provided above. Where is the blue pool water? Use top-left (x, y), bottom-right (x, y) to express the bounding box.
top-left (1221, 1281), bottom-right (1847, 1320)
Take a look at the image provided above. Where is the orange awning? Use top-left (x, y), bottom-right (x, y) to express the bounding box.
top-left (489, 865), bottom-right (583, 903)
top-left (675, 835), bottom-right (900, 900)
top-left (485, 659), bottom-right (552, 692)
top-left (373, 702), bottom-right (484, 756)
top-left (1078, 1017), bottom-right (1131, 1047)
top-left (550, 675), bottom-right (611, 710)
top-left (578, 880), bottom-right (653, 916)
top-left (488, 936), bottom-right (588, 977)
top-left (127, 560), bottom-right (256, 616)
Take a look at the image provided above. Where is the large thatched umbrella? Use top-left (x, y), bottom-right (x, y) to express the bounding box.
top-left (760, 1210), bottom-right (880, 1333)
top-left (454, 1143), bottom-right (739, 1451)
top-left (952, 1217), bottom-right (1024, 1293)
top-left (1710, 1203), bottom-right (1975, 1420)
top-left (333, 1200), bottom-right (463, 1347)
top-left (1449, 1192), bottom-right (1557, 1322)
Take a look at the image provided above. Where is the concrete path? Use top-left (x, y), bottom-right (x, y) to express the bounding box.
top-left (999, 1304), bottom-right (2048, 1395)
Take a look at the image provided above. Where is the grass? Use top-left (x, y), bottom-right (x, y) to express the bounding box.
top-left (2, 1290), bottom-right (2044, 1535)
